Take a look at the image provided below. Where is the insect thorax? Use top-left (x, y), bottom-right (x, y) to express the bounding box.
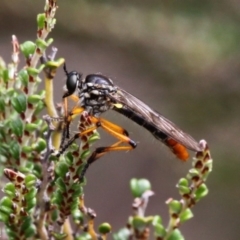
top-left (78, 74), bottom-right (117, 116)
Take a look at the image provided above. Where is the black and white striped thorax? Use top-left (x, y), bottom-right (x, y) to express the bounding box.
top-left (77, 74), bottom-right (117, 116)
top-left (63, 65), bottom-right (117, 116)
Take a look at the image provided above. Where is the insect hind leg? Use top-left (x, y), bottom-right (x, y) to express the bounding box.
top-left (79, 140), bottom-right (135, 181)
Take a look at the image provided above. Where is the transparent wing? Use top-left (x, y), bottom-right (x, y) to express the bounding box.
top-left (109, 87), bottom-right (201, 152)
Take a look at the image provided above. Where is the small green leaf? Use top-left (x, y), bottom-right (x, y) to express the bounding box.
top-left (36, 64), bottom-right (45, 74)
top-left (24, 224), bottom-right (36, 238)
top-left (32, 164), bottom-right (42, 178)
top-left (18, 166), bottom-right (31, 175)
top-left (38, 90), bottom-right (45, 98)
top-left (20, 41), bottom-right (36, 58)
top-left (0, 210), bottom-right (9, 222)
top-left (11, 92), bottom-right (27, 113)
top-left (195, 184), bottom-right (208, 200)
top-left (2, 69), bottom-right (9, 83)
top-left (51, 209), bottom-right (58, 222)
top-left (21, 217), bottom-right (32, 231)
top-left (51, 232), bottom-right (68, 240)
top-left (71, 182), bottom-right (81, 191)
top-left (26, 197), bottom-right (37, 211)
top-left (45, 58), bottom-right (65, 68)
top-left (188, 168), bottom-right (200, 175)
top-left (27, 67), bottom-right (40, 76)
top-left (80, 149), bottom-right (91, 160)
top-left (18, 69), bottom-right (29, 86)
top-left (25, 162), bottom-right (34, 171)
top-left (27, 94), bottom-right (43, 104)
top-left (0, 97), bottom-right (5, 111)
top-left (71, 187), bottom-right (83, 199)
top-left (0, 143), bottom-right (8, 157)
top-left (0, 196), bottom-right (13, 207)
top-left (36, 39), bottom-right (49, 49)
top-left (187, 169), bottom-right (200, 180)
top-left (177, 178), bottom-right (188, 187)
top-left (132, 216), bottom-right (146, 229)
top-left (3, 183), bottom-right (15, 198)
top-left (36, 38), bottom-right (53, 52)
top-left (37, 13), bottom-right (45, 29)
top-left (152, 215), bottom-right (162, 226)
top-left (130, 178), bottom-right (151, 198)
top-left (25, 174), bottom-right (37, 188)
top-left (99, 222), bottom-right (111, 234)
top-left (9, 141), bottom-right (20, 159)
top-left (32, 138), bottom-right (46, 152)
top-left (205, 159), bottom-right (213, 169)
top-left (46, 38), bottom-right (54, 46)
top-left (168, 200), bottom-right (182, 214)
top-left (65, 153), bottom-right (74, 164)
top-left (179, 208), bottom-right (193, 223)
top-left (168, 229), bottom-right (185, 240)
top-left (10, 117), bottom-right (23, 137)
top-left (178, 185), bottom-right (190, 195)
top-left (113, 228), bottom-right (131, 240)
top-left (52, 190), bottom-right (63, 205)
top-left (130, 179), bottom-right (138, 196)
top-left (21, 217), bottom-right (36, 237)
top-left (25, 188), bottom-right (38, 201)
top-left (154, 223), bottom-right (166, 238)
top-left (88, 132), bottom-right (100, 143)
top-left (22, 146), bottom-right (32, 153)
top-left (6, 88), bottom-right (15, 97)
top-left (6, 227), bottom-right (17, 239)
top-left (55, 162), bottom-right (69, 177)
top-left (0, 197), bottom-right (13, 214)
top-left (70, 199), bottom-right (79, 212)
top-left (72, 209), bottom-right (83, 224)
top-left (55, 178), bottom-right (67, 193)
top-left (34, 100), bottom-right (45, 115)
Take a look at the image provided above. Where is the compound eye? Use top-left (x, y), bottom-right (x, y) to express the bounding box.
top-left (66, 71), bottom-right (82, 95)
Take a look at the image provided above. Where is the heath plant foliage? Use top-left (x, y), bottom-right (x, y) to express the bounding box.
top-left (0, 1), bottom-right (212, 240)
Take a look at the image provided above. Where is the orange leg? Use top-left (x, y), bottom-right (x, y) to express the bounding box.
top-left (79, 140), bottom-right (132, 181)
top-left (57, 116), bottom-right (137, 157)
top-left (92, 116), bottom-right (129, 136)
top-left (90, 116), bottom-right (136, 148)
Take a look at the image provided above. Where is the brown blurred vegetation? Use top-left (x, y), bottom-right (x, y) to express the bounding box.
top-left (1, 0), bottom-right (240, 239)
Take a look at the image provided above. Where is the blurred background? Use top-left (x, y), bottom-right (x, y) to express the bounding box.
top-left (1, 0), bottom-right (240, 239)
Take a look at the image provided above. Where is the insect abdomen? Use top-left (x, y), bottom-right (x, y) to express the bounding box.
top-left (164, 138), bottom-right (189, 161)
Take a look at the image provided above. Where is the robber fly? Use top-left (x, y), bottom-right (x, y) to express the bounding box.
top-left (62, 64), bottom-right (202, 161)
